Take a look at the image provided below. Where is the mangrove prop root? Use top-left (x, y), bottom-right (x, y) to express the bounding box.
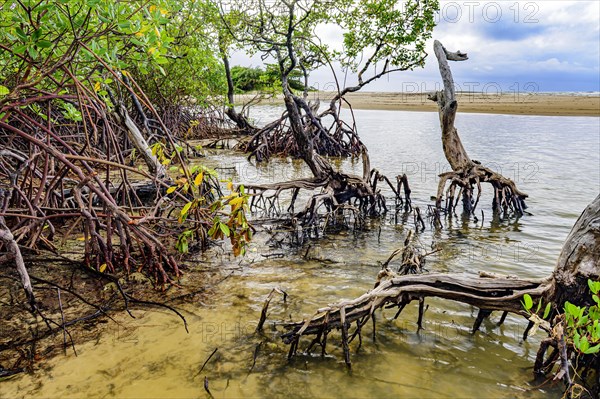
top-left (0, 55), bottom-right (231, 288)
top-left (246, 167), bottom-right (407, 239)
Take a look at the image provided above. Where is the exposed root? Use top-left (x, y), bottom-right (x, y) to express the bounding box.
top-left (245, 167), bottom-right (410, 244)
top-left (435, 163), bottom-right (528, 216)
top-left (280, 272), bottom-right (551, 367)
top-left (238, 99), bottom-right (364, 163)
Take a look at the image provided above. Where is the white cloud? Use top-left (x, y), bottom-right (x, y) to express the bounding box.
top-left (229, 0), bottom-right (600, 92)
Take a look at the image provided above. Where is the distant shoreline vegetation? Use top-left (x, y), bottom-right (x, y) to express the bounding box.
top-left (231, 65), bottom-right (313, 94)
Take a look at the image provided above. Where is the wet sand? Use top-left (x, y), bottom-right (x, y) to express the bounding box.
top-left (238, 92), bottom-right (600, 117)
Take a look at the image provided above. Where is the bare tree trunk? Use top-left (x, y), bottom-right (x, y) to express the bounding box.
top-left (278, 52), bottom-right (330, 181)
top-left (116, 105), bottom-right (166, 179)
top-left (429, 40), bottom-right (527, 215)
top-left (552, 194), bottom-right (600, 306)
top-left (0, 187), bottom-right (34, 307)
top-left (220, 48), bottom-right (256, 132)
top-left (429, 40), bottom-right (471, 171)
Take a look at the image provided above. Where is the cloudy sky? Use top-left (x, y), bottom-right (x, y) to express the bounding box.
top-left (231, 0), bottom-right (600, 93)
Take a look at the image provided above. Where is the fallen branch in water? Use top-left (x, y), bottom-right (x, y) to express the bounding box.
top-left (281, 272), bottom-right (551, 366)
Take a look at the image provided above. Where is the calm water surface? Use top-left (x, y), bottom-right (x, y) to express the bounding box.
top-left (3, 108), bottom-right (599, 398)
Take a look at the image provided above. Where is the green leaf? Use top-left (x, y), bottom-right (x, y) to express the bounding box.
top-left (98, 14), bottom-right (111, 24)
top-left (0, 85), bottom-right (9, 97)
top-left (219, 223), bottom-right (230, 236)
top-left (565, 302), bottom-right (579, 317)
top-left (32, 29), bottom-right (42, 41)
top-left (13, 44), bottom-right (27, 54)
top-left (27, 46), bottom-right (38, 60)
top-left (523, 294), bottom-right (533, 311)
top-left (166, 186), bottom-right (177, 194)
top-left (588, 279), bottom-right (600, 294)
top-left (584, 344), bottom-right (600, 355)
top-left (36, 40), bottom-right (53, 48)
top-left (577, 315), bottom-right (589, 327)
top-left (580, 336), bottom-right (590, 353)
top-left (180, 201), bottom-right (193, 216)
top-left (15, 27), bottom-right (27, 41)
top-left (176, 233), bottom-right (189, 253)
top-left (543, 302), bottom-right (552, 319)
top-left (130, 38), bottom-right (145, 46)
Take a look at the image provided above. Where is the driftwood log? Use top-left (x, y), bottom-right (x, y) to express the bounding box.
top-left (429, 40), bottom-right (528, 216)
top-left (278, 194), bottom-right (600, 395)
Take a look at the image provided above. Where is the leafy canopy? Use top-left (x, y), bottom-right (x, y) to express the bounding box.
top-left (217, 0), bottom-right (438, 88)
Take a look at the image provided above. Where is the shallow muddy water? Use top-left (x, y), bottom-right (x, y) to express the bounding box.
top-left (2, 108), bottom-right (599, 398)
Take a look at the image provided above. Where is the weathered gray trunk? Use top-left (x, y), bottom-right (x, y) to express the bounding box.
top-left (430, 40), bottom-right (527, 213)
top-left (552, 194), bottom-right (600, 306)
top-left (0, 216), bottom-right (33, 306)
top-left (431, 40), bottom-right (472, 171)
top-left (117, 105), bottom-right (165, 178)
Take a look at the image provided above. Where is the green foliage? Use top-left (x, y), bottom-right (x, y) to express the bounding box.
top-left (134, 0), bottom-right (227, 107)
top-left (333, 0), bottom-right (439, 72)
top-left (522, 294), bottom-right (552, 337)
top-left (230, 64), bottom-right (306, 93)
top-left (218, 0), bottom-right (438, 95)
top-left (163, 155), bottom-right (252, 257)
top-left (564, 280), bottom-right (600, 355)
top-left (176, 230), bottom-right (194, 254)
top-left (522, 279), bottom-right (600, 355)
top-left (0, 0), bottom-right (224, 108)
top-left (1, 1), bottom-right (173, 84)
top-left (230, 66), bottom-right (264, 92)
top-left (207, 182), bottom-right (253, 257)
top-left (522, 293), bottom-right (533, 311)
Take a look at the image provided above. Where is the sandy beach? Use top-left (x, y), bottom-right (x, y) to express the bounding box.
top-left (238, 92), bottom-right (600, 117)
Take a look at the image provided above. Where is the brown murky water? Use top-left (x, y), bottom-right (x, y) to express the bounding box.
top-left (2, 109), bottom-right (599, 398)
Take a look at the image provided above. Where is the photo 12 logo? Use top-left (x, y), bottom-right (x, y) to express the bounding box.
top-left (400, 161), bottom-right (540, 185)
top-left (400, 81), bottom-right (540, 104)
top-left (436, 1), bottom-right (540, 24)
